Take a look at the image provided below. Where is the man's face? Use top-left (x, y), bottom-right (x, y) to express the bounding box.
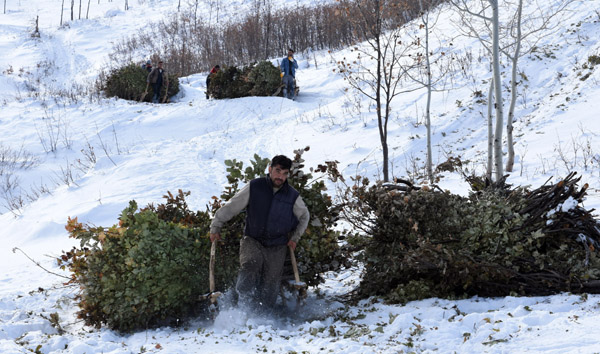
top-left (158, 62), bottom-right (163, 68)
top-left (288, 50), bottom-right (294, 57)
top-left (269, 164), bottom-right (290, 187)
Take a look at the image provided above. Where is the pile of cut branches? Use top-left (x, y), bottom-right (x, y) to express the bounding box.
top-left (338, 172), bottom-right (600, 303)
top-left (59, 149), bottom-right (347, 332)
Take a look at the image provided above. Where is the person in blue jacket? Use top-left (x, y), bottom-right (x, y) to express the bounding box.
top-left (280, 49), bottom-right (299, 100)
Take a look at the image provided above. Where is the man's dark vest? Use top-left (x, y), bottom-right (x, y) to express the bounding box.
top-left (156, 69), bottom-right (164, 86)
top-left (244, 176), bottom-right (300, 247)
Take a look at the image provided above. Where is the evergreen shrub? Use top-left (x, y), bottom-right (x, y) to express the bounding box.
top-left (102, 63), bottom-right (179, 103)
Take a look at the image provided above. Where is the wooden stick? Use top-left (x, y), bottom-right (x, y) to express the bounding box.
top-left (209, 241), bottom-right (216, 293)
top-left (139, 83), bottom-right (149, 102)
top-left (289, 245), bottom-right (301, 284)
top-left (161, 82), bottom-right (169, 103)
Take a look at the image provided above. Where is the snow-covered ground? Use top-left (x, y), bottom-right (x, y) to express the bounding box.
top-left (1, 0), bottom-right (600, 352)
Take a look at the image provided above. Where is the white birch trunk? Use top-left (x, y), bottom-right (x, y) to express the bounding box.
top-left (505, 0), bottom-right (522, 172)
top-left (487, 79), bottom-right (494, 181)
top-left (490, 0), bottom-right (505, 181)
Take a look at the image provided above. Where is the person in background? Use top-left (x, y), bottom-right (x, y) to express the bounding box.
top-left (142, 60), bottom-right (152, 73)
top-left (280, 49), bottom-right (298, 100)
top-left (206, 65), bottom-right (220, 99)
top-left (209, 155), bottom-right (310, 312)
top-left (147, 60), bottom-right (168, 103)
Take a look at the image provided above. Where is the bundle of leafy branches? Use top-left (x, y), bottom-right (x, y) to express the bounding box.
top-left (207, 60), bottom-right (281, 99)
top-left (101, 63), bottom-right (180, 103)
top-left (337, 172), bottom-right (600, 304)
top-left (59, 148), bottom-right (347, 332)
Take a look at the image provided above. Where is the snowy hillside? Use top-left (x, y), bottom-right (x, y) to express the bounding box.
top-left (2, 0), bottom-right (600, 353)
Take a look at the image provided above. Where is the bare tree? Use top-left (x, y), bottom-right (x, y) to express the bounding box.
top-left (336, 0), bottom-right (416, 182)
top-left (71, 0), bottom-right (75, 21)
top-left (60, 0), bottom-right (65, 25)
top-left (192, 0), bottom-right (200, 29)
top-left (4, 0), bottom-right (6, 15)
top-left (450, 0), bottom-right (505, 181)
top-left (452, 0), bottom-right (575, 179)
top-left (205, 0), bottom-right (221, 25)
top-left (403, 0), bottom-right (452, 183)
top-left (262, 0), bottom-right (274, 60)
top-left (502, 0), bottom-right (574, 172)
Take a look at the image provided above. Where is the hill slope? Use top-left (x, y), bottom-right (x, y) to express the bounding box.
top-left (1, 0), bottom-right (600, 353)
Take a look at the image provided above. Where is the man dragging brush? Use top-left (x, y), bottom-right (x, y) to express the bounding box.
top-left (210, 155), bottom-right (310, 313)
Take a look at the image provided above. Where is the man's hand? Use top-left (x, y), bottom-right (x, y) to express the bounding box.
top-left (287, 240), bottom-right (297, 251)
top-left (210, 233), bottom-right (221, 242)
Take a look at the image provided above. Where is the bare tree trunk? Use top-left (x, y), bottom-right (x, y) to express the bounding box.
top-left (505, 0), bottom-right (522, 172)
top-left (490, 0), bottom-right (505, 181)
top-left (71, 0), bottom-right (74, 21)
top-left (4, 0), bottom-right (6, 15)
top-left (423, 1), bottom-right (434, 183)
top-left (372, 2), bottom-right (389, 182)
top-left (487, 78), bottom-right (494, 181)
top-left (263, 0), bottom-right (273, 60)
top-left (452, 0), bottom-right (574, 179)
top-left (61, 0), bottom-right (65, 25)
top-left (399, 0), bottom-right (446, 183)
top-left (193, 0), bottom-right (199, 29)
top-left (79, 0), bottom-right (82, 19)
top-left (124, 0), bottom-right (128, 11)
top-left (86, 0), bottom-right (91, 19)
top-left (335, 0), bottom-right (414, 182)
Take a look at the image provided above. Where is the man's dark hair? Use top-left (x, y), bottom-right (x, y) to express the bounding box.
top-left (271, 155), bottom-right (292, 170)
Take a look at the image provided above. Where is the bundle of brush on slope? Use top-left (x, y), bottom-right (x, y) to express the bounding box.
top-left (207, 61), bottom-right (281, 99)
top-left (59, 148), bottom-right (348, 332)
top-left (338, 172), bottom-right (600, 303)
top-left (101, 63), bottom-right (180, 103)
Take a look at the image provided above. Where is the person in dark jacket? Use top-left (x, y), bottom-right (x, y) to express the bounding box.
top-left (280, 49), bottom-right (299, 100)
top-left (147, 60), bottom-right (168, 103)
top-left (206, 65), bottom-right (220, 99)
top-left (210, 155), bottom-right (310, 311)
top-left (142, 60), bottom-right (152, 73)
